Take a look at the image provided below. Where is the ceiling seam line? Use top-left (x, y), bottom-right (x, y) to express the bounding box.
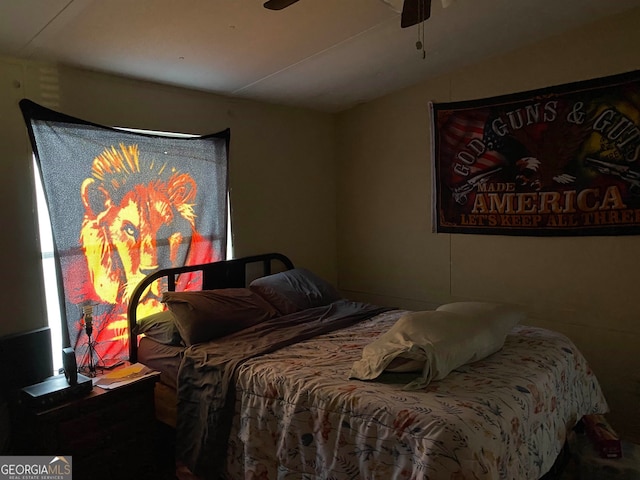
top-left (231, 15), bottom-right (398, 95)
top-left (17, 0), bottom-right (76, 55)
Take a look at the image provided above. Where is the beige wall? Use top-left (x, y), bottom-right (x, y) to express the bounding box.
top-left (0, 59), bottom-right (337, 338)
top-left (336, 8), bottom-right (640, 442)
top-left (0, 59), bottom-right (47, 337)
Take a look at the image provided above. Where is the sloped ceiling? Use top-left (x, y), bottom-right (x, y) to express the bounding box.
top-left (1, 0), bottom-right (640, 112)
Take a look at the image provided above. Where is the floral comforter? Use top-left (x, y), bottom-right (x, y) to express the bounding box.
top-left (222, 310), bottom-right (608, 480)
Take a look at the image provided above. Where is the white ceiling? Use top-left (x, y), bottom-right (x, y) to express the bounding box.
top-left (2, 0), bottom-right (640, 112)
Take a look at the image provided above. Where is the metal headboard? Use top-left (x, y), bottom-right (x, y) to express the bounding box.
top-left (127, 252), bottom-right (294, 362)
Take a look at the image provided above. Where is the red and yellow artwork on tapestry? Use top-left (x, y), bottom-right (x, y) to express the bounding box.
top-left (66, 144), bottom-right (218, 362)
top-left (20, 99), bottom-right (229, 369)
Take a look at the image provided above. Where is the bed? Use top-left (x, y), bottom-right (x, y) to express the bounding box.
top-left (127, 252), bottom-right (608, 480)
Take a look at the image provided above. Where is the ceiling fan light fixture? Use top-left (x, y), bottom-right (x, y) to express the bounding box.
top-left (380, 0), bottom-right (404, 14)
top-left (263, 0), bottom-right (436, 30)
top-left (401, 0), bottom-right (432, 28)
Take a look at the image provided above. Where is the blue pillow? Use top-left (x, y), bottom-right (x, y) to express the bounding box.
top-left (250, 268), bottom-right (341, 314)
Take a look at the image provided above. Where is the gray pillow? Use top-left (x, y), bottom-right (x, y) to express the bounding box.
top-left (162, 288), bottom-right (279, 346)
top-left (249, 268), bottom-right (341, 314)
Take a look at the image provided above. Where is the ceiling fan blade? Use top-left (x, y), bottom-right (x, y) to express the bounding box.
top-left (401, 0), bottom-right (431, 28)
top-left (264, 0), bottom-right (300, 10)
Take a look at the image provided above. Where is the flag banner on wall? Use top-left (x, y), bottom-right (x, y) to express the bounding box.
top-left (430, 70), bottom-right (640, 236)
top-left (20, 99), bottom-right (229, 368)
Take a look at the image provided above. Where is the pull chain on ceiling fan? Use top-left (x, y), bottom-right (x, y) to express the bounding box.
top-left (264, 0), bottom-right (433, 28)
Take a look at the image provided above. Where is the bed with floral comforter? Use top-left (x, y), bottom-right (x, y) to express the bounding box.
top-left (176, 306), bottom-right (607, 480)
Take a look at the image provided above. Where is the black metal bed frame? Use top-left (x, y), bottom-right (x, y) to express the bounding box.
top-left (127, 252), bottom-right (294, 362)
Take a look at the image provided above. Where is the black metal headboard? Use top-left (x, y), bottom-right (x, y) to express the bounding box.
top-left (127, 252), bottom-right (294, 362)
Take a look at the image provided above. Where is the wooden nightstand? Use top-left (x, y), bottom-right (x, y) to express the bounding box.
top-left (12, 370), bottom-right (160, 480)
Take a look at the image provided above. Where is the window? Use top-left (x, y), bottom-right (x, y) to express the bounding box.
top-left (22, 99), bottom-right (230, 371)
top-left (33, 158), bottom-right (233, 374)
top-left (34, 159), bottom-right (64, 373)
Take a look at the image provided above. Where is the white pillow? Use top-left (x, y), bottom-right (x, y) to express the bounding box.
top-left (435, 301), bottom-right (521, 317)
top-left (349, 302), bottom-right (525, 389)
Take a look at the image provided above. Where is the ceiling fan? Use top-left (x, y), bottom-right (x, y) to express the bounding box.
top-left (263, 0), bottom-right (432, 28)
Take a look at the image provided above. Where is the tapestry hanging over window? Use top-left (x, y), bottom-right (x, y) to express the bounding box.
top-left (20, 99), bottom-right (230, 369)
top-left (430, 70), bottom-right (640, 236)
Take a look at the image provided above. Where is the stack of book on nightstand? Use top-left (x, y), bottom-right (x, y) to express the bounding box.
top-left (94, 362), bottom-right (159, 389)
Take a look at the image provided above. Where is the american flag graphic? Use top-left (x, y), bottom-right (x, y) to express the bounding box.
top-left (439, 109), bottom-right (505, 183)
